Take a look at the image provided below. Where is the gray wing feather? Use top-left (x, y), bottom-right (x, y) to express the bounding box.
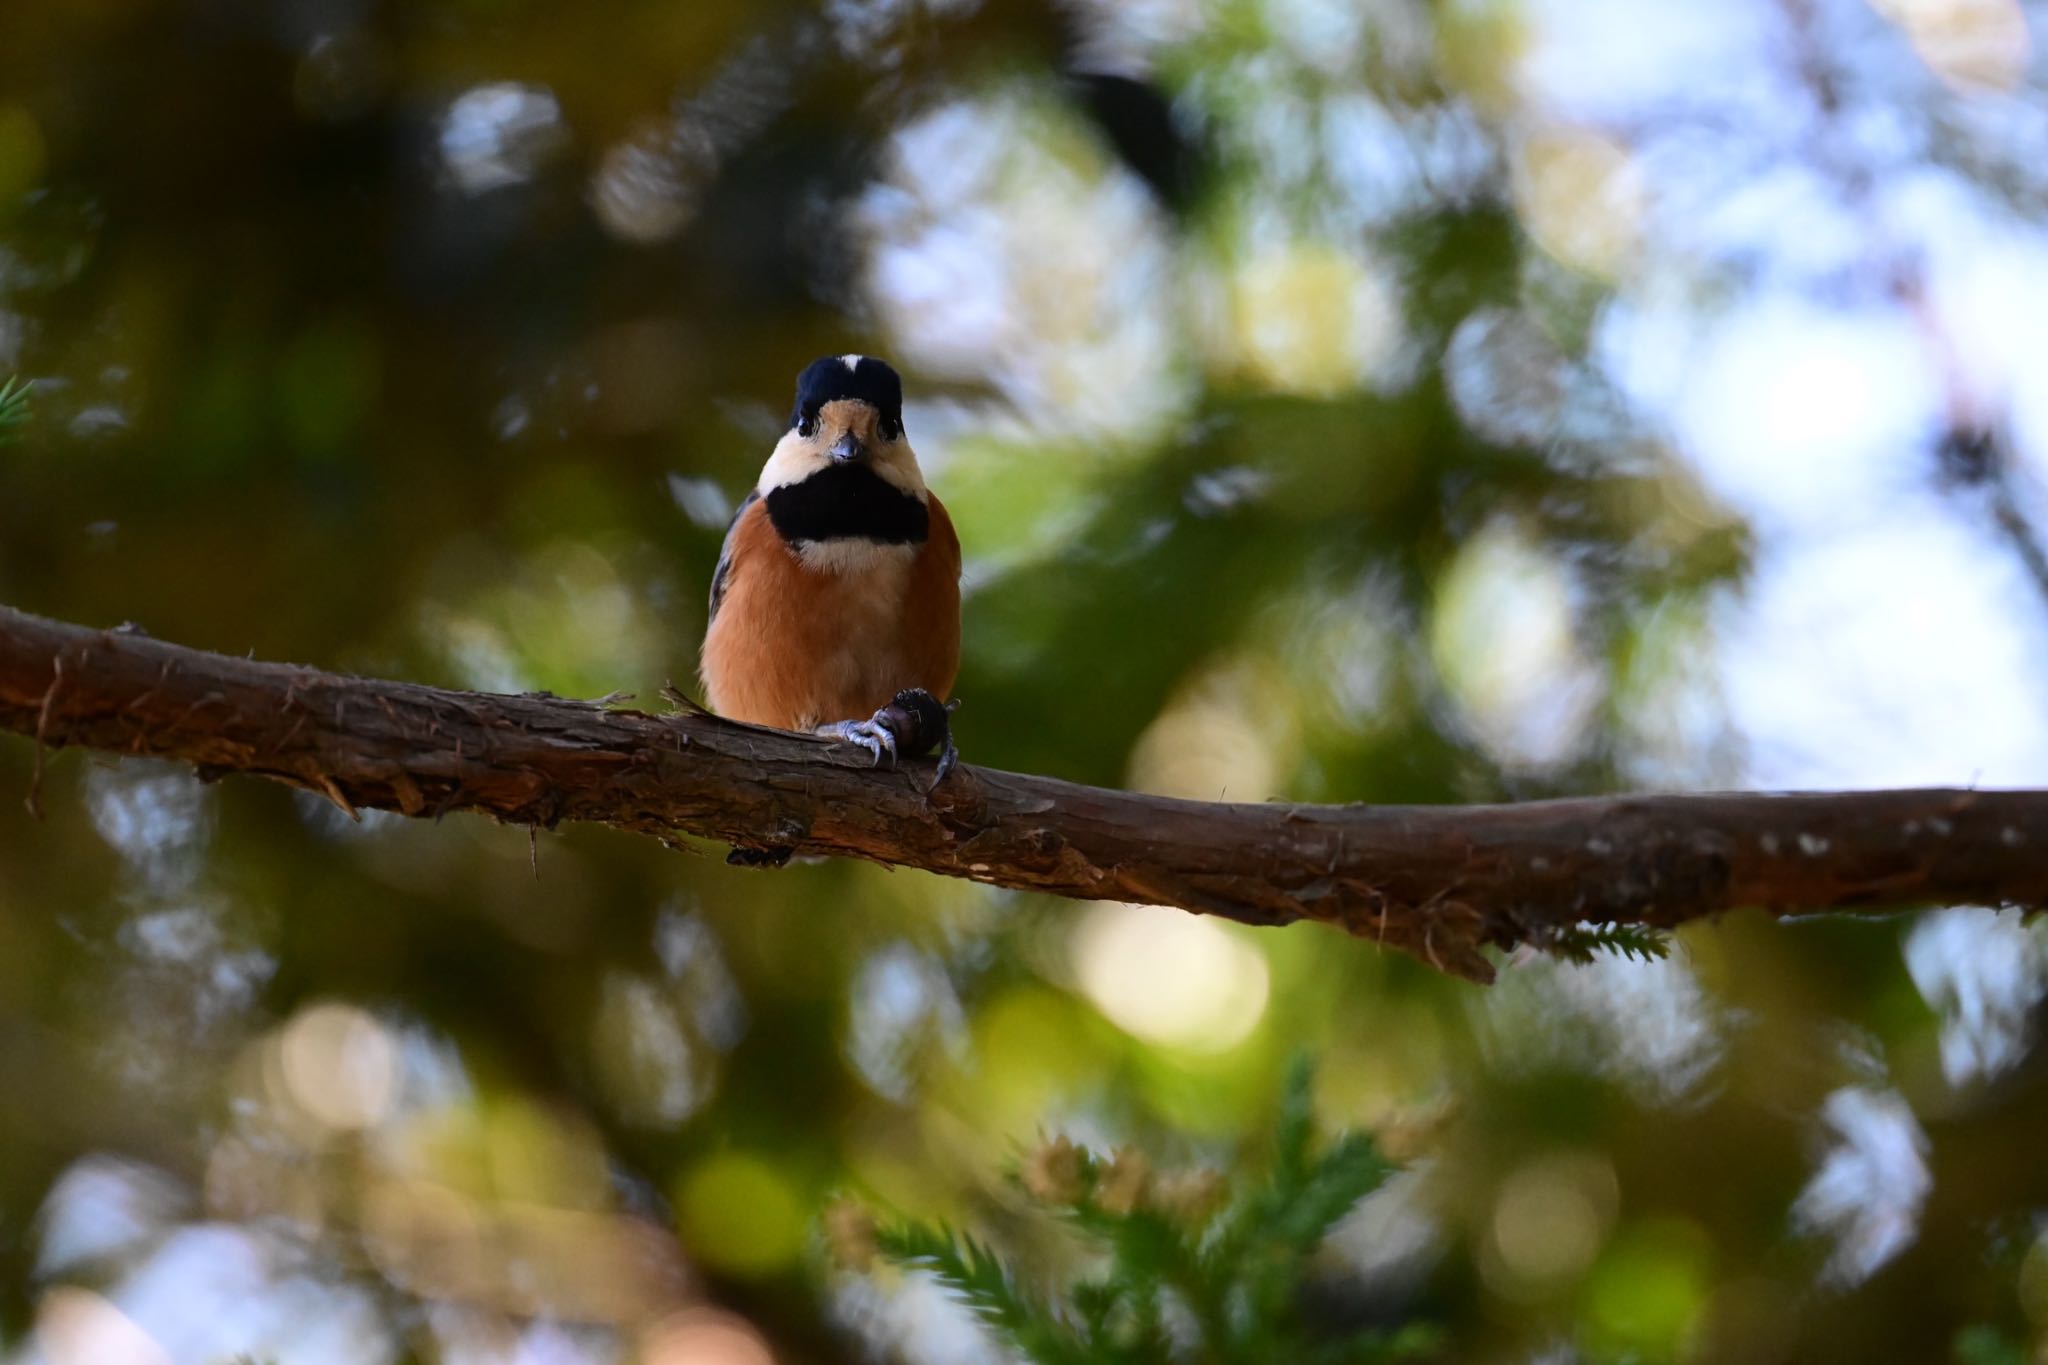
top-left (707, 488), bottom-right (761, 623)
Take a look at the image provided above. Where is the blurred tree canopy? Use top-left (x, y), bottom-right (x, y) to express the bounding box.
top-left (5, 0), bottom-right (2048, 1362)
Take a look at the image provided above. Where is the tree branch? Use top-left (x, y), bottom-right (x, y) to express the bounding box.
top-left (3, 602), bottom-right (2044, 982)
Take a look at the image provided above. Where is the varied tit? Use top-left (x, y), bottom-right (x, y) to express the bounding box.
top-left (700, 355), bottom-right (962, 779)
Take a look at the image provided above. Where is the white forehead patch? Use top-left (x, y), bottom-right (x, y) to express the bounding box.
top-left (840, 353), bottom-right (863, 371)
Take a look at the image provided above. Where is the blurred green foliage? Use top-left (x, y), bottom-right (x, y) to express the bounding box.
top-left (0, 377), bottom-right (28, 444)
top-left (857, 1059), bottom-right (1438, 1364)
top-left (1, 1), bottom-right (2046, 1363)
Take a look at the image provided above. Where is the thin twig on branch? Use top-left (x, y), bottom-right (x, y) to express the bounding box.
top-left (2, 603), bottom-right (2045, 982)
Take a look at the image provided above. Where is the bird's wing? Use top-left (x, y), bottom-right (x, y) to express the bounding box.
top-left (707, 487), bottom-right (761, 624)
top-left (906, 492), bottom-right (964, 698)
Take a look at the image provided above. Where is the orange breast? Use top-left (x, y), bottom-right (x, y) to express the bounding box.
top-left (700, 495), bottom-right (961, 731)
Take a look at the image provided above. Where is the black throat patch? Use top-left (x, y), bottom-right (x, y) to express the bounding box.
top-left (765, 464), bottom-right (930, 546)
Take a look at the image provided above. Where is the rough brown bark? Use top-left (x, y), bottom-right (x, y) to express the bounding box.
top-left (3, 603), bottom-right (2045, 981)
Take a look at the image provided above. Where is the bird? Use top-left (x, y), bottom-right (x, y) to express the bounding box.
top-left (700, 354), bottom-right (962, 780)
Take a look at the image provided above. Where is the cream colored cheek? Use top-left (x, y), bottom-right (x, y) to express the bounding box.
top-left (757, 435), bottom-right (830, 492)
top-left (871, 446), bottom-right (928, 496)
top-left (756, 431), bottom-right (927, 496)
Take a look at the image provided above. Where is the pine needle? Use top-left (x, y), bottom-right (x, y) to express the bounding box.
top-left (872, 1221), bottom-right (1090, 1365)
top-left (856, 1057), bottom-right (1431, 1363)
top-left (1544, 922), bottom-right (1671, 965)
top-left (0, 377), bottom-right (31, 446)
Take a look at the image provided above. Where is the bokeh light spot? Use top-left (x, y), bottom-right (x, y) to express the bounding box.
top-left (1431, 520), bottom-right (1601, 770)
top-left (1872, 0), bottom-right (2030, 89)
top-left (2020, 1233), bottom-right (2048, 1325)
top-left (676, 1151), bottom-right (806, 1277)
top-left (642, 1307), bottom-right (778, 1365)
top-left (968, 986), bottom-right (1098, 1130)
top-left (1072, 903), bottom-right (1270, 1053)
top-left (34, 1286), bottom-right (170, 1365)
top-left (438, 83), bottom-right (566, 194)
top-left (1513, 127), bottom-right (1643, 279)
top-left (1484, 1150), bottom-right (1619, 1299)
top-left (1225, 242), bottom-right (1399, 396)
top-left (483, 1099), bottom-right (611, 1210)
top-left (1582, 1219), bottom-right (1712, 1358)
top-left (276, 1002), bottom-right (397, 1133)
top-left (1129, 658), bottom-right (1301, 802)
top-left (592, 971), bottom-right (709, 1127)
top-left (1792, 1086), bottom-right (1930, 1285)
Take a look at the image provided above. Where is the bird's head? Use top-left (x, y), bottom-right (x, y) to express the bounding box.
top-left (757, 354), bottom-right (925, 499)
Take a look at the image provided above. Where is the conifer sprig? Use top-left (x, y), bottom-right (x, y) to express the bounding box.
top-left (840, 1058), bottom-right (1442, 1363)
top-left (0, 376), bottom-right (30, 445)
top-left (869, 1219), bottom-right (1092, 1365)
top-left (1543, 923), bottom-right (1672, 965)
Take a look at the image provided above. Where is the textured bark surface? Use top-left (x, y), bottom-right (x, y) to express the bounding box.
top-left (4, 603), bottom-right (2045, 982)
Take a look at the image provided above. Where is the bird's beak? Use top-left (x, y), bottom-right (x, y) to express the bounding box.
top-left (828, 432), bottom-right (866, 463)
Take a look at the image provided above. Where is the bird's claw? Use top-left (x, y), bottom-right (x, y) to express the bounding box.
top-left (817, 717), bottom-right (899, 768)
top-left (818, 690), bottom-right (961, 786)
top-left (933, 713), bottom-right (961, 787)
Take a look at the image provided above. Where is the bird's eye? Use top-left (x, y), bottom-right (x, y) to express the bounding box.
top-left (796, 414), bottom-right (817, 437)
top-left (880, 418), bottom-right (901, 441)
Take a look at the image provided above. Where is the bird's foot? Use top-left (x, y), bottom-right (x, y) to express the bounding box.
top-left (818, 690), bottom-right (962, 786)
top-left (816, 714), bottom-right (899, 767)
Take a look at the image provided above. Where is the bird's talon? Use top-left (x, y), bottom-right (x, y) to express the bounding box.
top-left (818, 717), bottom-right (898, 768)
top-left (881, 688), bottom-right (962, 788)
top-left (819, 693), bottom-right (956, 779)
top-left (932, 730), bottom-right (960, 788)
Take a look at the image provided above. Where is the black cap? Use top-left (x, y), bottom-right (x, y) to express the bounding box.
top-left (792, 355), bottom-right (904, 436)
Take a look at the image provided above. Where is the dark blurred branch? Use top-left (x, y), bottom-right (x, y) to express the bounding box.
top-left (6, 603), bottom-right (2048, 983)
top-left (1985, 460), bottom-right (2048, 606)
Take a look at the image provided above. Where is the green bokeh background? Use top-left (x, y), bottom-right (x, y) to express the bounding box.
top-left (2, 1), bottom-right (2045, 1362)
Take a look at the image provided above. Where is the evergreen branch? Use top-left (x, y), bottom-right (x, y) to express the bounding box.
top-left (1212, 1070), bottom-right (1398, 1348)
top-left (1270, 1131), bottom-right (1393, 1251)
top-left (1541, 922), bottom-right (1672, 965)
top-left (844, 1063), bottom-right (1431, 1365)
top-left (1067, 1201), bottom-right (1231, 1359)
top-left (872, 1221), bottom-right (1090, 1365)
top-left (0, 377), bottom-right (30, 445)
top-left (1069, 1278), bottom-right (1122, 1352)
top-left (1121, 1274), bottom-right (1168, 1362)
top-left (1205, 1057), bottom-right (1331, 1275)
top-left (1272, 1052), bottom-right (1317, 1190)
